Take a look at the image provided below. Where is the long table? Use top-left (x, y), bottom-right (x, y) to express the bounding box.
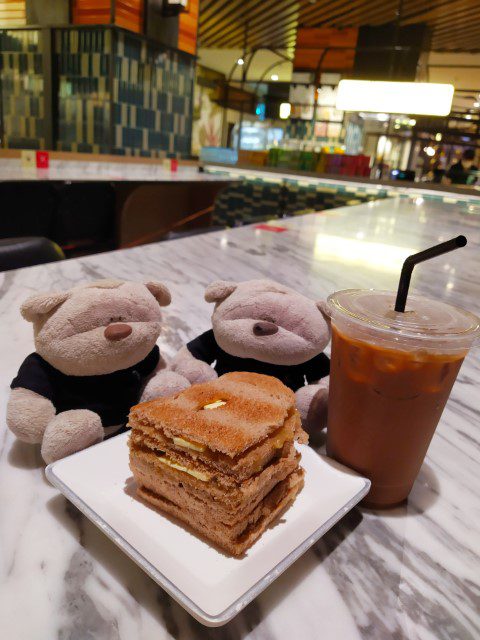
top-left (0, 159), bottom-right (235, 247)
top-left (1, 196), bottom-right (479, 639)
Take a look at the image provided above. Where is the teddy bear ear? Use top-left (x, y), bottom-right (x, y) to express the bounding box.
top-left (21, 291), bottom-right (69, 323)
top-left (145, 281), bottom-right (171, 307)
top-left (316, 300), bottom-right (332, 323)
top-left (205, 280), bottom-right (237, 304)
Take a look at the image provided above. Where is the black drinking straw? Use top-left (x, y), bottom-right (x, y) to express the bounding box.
top-left (394, 235), bottom-right (467, 312)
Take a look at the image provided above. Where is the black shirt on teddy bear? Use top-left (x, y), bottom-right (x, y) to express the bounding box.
top-left (10, 346), bottom-right (159, 427)
top-left (187, 330), bottom-right (329, 391)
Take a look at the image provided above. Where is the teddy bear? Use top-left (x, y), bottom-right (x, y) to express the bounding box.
top-left (169, 279), bottom-right (331, 432)
top-left (7, 279), bottom-right (189, 464)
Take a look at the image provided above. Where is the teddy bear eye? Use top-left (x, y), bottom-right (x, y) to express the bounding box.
top-left (109, 316), bottom-right (125, 323)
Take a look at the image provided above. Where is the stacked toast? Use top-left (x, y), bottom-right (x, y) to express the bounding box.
top-left (129, 371), bottom-right (307, 556)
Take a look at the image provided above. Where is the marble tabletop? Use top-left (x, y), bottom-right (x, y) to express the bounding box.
top-left (1, 195), bottom-right (479, 639)
top-left (0, 158), bottom-right (235, 183)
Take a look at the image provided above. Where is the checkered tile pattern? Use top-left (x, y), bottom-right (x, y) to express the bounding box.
top-left (0, 29), bottom-right (45, 149)
top-left (212, 174), bottom-right (388, 227)
top-left (55, 28), bottom-right (112, 154)
top-left (53, 28), bottom-right (194, 157)
top-left (112, 31), bottom-right (194, 158)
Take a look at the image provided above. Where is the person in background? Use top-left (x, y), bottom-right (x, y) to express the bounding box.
top-left (425, 160), bottom-right (445, 183)
top-left (444, 148), bottom-right (478, 185)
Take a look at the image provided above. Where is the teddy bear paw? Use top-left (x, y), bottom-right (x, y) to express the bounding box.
top-left (41, 410), bottom-right (104, 464)
top-left (295, 384), bottom-right (329, 433)
top-left (140, 371), bottom-right (191, 402)
top-left (175, 360), bottom-right (218, 385)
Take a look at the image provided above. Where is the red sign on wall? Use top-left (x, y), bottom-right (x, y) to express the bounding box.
top-left (36, 151), bottom-right (49, 169)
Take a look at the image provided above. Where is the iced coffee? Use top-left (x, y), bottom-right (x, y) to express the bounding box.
top-left (326, 290), bottom-right (479, 508)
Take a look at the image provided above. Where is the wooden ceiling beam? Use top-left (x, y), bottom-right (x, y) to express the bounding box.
top-left (401, 0), bottom-right (478, 24)
top-left (430, 8), bottom-right (480, 34)
top-left (207, 16), bottom-right (298, 49)
top-left (308, 7), bottom-right (397, 30)
top-left (201, 0), bottom-right (303, 48)
top-left (198, 0), bottom-right (480, 52)
top-left (199, 0), bottom-right (252, 39)
top-left (433, 39), bottom-right (480, 52)
top-left (298, 0), bottom-right (395, 28)
top-left (199, 0), bottom-right (234, 24)
top-left (432, 38), bottom-right (480, 52)
top-left (199, 0), bottom-right (222, 13)
top-left (433, 27), bottom-right (480, 47)
top-left (209, 20), bottom-right (295, 49)
top-left (200, 0), bottom-right (295, 47)
top-left (213, 0), bottom-right (366, 50)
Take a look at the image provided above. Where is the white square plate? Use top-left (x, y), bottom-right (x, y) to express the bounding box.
top-left (46, 433), bottom-right (370, 626)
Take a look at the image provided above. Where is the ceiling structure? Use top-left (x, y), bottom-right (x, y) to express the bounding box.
top-left (198, 0), bottom-right (480, 53)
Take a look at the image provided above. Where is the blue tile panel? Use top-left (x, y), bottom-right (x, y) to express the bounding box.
top-left (0, 29), bottom-right (45, 149)
top-left (207, 167), bottom-right (480, 224)
top-left (112, 31), bottom-right (194, 158)
top-left (208, 171), bottom-right (388, 227)
top-left (0, 25), bottom-right (196, 157)
top-left (54, 28), bottom-right (112, 154)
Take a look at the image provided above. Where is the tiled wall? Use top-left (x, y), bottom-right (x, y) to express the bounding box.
top-left (0, 29), bottom-right (44, 149)
top-left (112, 30), bottom-right (194, 157)
top-left (54, 27), bottom-right (194, 157)
top-left (208, 170), bottom-right (388, 227)
top-left (55, 28), bottom-right (112, 153)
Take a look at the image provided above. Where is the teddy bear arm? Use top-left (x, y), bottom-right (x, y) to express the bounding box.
top-left (170, 346), bottom-right (218, 384)
top-left (140, 370), bottom-right (191, 402)
top-left (7, 387), bottom-right (56, 444)
top-left (295, 382), bottom-right (329, 433)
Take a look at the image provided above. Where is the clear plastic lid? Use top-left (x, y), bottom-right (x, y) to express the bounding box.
top-left (327, 289), bottom-right (480, 349)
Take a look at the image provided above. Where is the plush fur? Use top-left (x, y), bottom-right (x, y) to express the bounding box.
top-left (7, 388), bottom-right (56, 443)
top-left (171, 279), bottom-right (331, 432)
top-left (22, 279), bottom-right (169, 376)
top-left (208, 279), bottom-right (330, 365)
top-left (7, 279), bottom-right (189, 463)
top-left (41, 409), bottom-right (104, 465)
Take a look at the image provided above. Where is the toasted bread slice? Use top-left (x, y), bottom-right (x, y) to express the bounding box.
top-left (137, 468), bottom-right (305, 557)
top-left (129, 371), bottom-right (308, 458)
top-left (130, 409), bottom-right (302, 481)
top-left (129, 443), bottom-right (300, 518)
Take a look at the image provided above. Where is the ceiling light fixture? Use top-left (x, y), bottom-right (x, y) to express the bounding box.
top-left (237, 58), bottom-right (244, 65)
top-left (271, 74), bottom-right (279, 81)
top-left (424, 146), bottom-right (436, 157)
top-left (465, 114), bottom-right (472, 120)
top-left (336, 80), bottom-right (454, 116)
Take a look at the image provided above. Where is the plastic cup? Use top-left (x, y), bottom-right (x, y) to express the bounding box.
top-left (326, 289), bottom-right (480, 508)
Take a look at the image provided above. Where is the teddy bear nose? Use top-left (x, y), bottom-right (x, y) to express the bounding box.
top-left (253, 321), bottom-right (278, 336)
top-left (104, 323), bottom-right (132, 341)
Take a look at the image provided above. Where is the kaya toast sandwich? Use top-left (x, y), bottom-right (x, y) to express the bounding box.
top-left (129, 371), bottom-right (308, 556)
